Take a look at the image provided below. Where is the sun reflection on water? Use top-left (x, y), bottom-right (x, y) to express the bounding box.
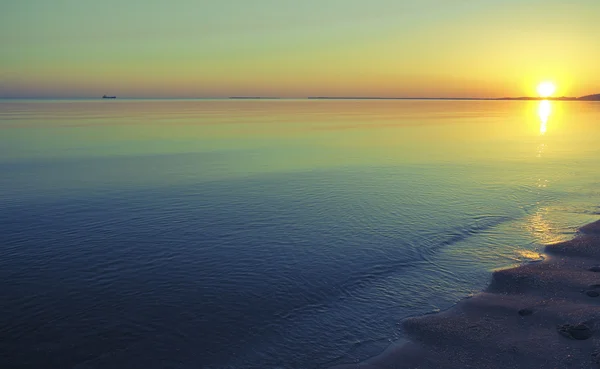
top-left (526, 208), bottom-right (565, 245)
top-left (511, 249), bottom-right (544, 262)
top-left (538, 100), bottom-right (551, 135)
top-left (536, 143), bottom-right (545, 158)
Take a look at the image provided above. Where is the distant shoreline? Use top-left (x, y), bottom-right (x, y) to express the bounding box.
top-left (235, 94), bottom-right (600, 101)
top-left (304, 96), bottom-right (597, 101)
top-left (2, 95), bottom-right (599, 101)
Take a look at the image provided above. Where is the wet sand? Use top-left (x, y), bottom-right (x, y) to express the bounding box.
top-left (335, 219), bottom-right (600, 369)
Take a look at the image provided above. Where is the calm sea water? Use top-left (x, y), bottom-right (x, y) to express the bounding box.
top-left (1, 99), bottom-right (599, 369)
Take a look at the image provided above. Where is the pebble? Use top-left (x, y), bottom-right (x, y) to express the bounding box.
top-left (518, 308), bottom-right (533, 316)
top-left (558, 324), bottom-right (593, 340)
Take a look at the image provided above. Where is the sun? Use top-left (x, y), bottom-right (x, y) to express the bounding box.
top-left (537, 82), bottom-right (556, 98)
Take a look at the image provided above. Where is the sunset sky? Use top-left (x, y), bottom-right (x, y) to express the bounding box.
top-left (1, 0), bottom-right (599, 98)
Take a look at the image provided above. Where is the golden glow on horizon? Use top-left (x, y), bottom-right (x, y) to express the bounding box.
top-left (1, 2), bottom-right (599, 98)
top-left (537, 82), bottom-right (556, 98)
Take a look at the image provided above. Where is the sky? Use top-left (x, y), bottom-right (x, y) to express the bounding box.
top-left (1, 0), bottom-right (599, 98)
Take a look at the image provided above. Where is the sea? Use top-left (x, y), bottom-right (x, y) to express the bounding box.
top-left (1, 99), bottom-right (599, 369)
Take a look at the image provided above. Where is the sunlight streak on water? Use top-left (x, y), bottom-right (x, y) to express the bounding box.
top-left (538, 99), bottom-right (551, 135)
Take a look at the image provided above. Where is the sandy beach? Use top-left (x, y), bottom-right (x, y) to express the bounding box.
top-left (335, 219), bottom-right (600, 369)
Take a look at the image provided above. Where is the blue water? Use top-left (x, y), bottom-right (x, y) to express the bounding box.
top-left (1, 99), bottom-right (599, 368)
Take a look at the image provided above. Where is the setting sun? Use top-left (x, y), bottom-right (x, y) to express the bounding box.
top-left (537, 82), bottom-right (556, 98)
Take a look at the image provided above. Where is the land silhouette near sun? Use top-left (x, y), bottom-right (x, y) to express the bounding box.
top-left (578, 93), bottom-right (600, 101)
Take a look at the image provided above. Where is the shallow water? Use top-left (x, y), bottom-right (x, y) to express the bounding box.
top-left (1, 99), bottom-right (599, 368)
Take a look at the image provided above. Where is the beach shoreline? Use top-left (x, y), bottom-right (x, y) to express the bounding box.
top-left (334, 219), bottom-right (600, 369)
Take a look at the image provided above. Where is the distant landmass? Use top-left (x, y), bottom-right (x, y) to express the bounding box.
top-left (229, 96), bottom-right (280, 99)
top-left (306, 94), bottom-right (600, 101)
top-left (496, 96), bottom-right (577, 101)
top-left (307, 96), bottom-right (487, 100)
top-left (496, 94), bottom-right (600, 101)
top-left (578, 93), bottom-right (600, 101)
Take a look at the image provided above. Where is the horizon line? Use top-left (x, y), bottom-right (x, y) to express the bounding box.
top-left (1, 95), bottom-right (598, 101)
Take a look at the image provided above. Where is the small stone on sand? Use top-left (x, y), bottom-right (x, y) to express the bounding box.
top-left (586, 290), bottom-right (600, 297)
top-left (518, 308), bottom-right (533, 316)
top-left (589, 266), bottom-right (600, 272)
top-left (557, 324), bottom-right (593, 340)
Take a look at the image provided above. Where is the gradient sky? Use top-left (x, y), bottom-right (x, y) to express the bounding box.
top-left (1, 0), bottom-right (599, 98)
